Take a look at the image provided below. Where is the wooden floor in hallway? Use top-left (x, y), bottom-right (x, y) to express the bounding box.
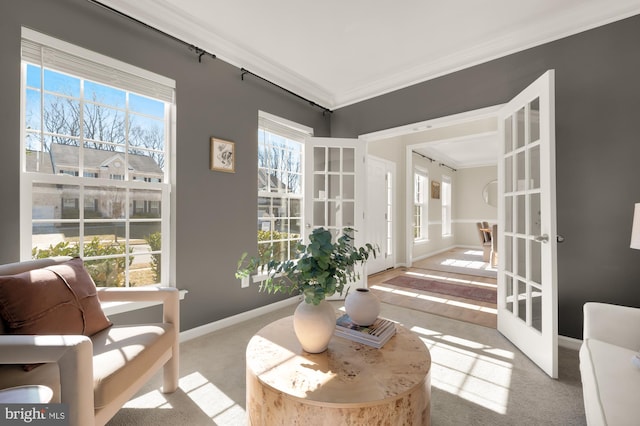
top-left (367, 248), bottom-right (498, 328)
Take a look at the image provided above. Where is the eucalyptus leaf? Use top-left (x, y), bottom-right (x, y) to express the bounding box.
top-left (236, 227), bottom-right (378, 305)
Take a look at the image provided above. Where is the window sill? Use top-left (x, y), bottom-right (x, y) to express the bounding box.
top-left (101, 289), bottom-right (188, 316)
top-left (413, 239), bottom-right (429, 246)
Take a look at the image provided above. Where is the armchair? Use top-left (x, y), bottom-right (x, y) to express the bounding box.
top-left (0, 257), bottom-right (179, 426)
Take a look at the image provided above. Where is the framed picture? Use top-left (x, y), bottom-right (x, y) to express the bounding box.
top-left (431, 180), bottom-right (441, 199)
top-left (210, 137), bottom-right (235, 173)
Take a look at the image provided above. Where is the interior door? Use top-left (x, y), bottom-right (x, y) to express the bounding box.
top-left (366, 156), bottom-right (395, 274)
top-left (497, 70), bottom-right (558, 378)
top-left (304, 137), bottom-right (366, 298)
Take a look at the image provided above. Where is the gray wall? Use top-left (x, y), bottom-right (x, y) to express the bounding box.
top-left (333, 14), bottom-right (640, 339)
top-left (3, 1), bottom-right (640, 339)
top-left (0, 0), bottom-right (330, 331)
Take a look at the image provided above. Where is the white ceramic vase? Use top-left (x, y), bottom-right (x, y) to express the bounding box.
top-left (292, 299), bottom-right (336, 353)
top-left (345, 288), bottom-right (380, 326)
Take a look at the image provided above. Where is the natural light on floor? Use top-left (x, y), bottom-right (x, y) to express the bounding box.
top-left (122, 372), bottom-right (246, 424)
top-left (371, 270), bottom-right (498, 316)
top-left (436, 250), bottom-right (497, 272)
top-left (410, 325), bottom-right (514, 414)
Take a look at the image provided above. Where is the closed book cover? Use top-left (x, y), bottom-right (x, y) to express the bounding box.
top-left (335, 314), bottom-right (396, 342)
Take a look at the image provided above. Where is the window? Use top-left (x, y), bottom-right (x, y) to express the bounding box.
top-left (257, 111), bottom-right (312, 261)
top-left (442, 176), bottom-right (452, 236)
top-left (21, 28), bottom-right (175, 288)
top-left (413, 169), bottom-right (428, 241)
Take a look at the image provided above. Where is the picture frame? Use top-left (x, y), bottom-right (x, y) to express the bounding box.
top-left (431, 180), bottom-right (441, 199)
top-left (210, 137), bottom-right (235, 173)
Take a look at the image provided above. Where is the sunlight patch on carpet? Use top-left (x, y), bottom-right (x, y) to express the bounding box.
top-left (122, 389), bottom-right (171, 409)
top-left (370, 284), bottom-right (497, 315)
top-left (122, 372), bottom-right (246, 422)
top-left (411, 326), bottom-right (513, 414)
top-left (405, 270), bottom-right (497, 289)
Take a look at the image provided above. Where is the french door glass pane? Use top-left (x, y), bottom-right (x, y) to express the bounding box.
top-left (530, 145), bottom-right (540, 189)
top-left (516, 107), bottom-right (526, 149)
top-left (328, 175), bottom-right (340, 198)
top-left (313, 175), bottom-right (325, 198)
top-left (343, 175), bottom-right (355, 199)
top-left (516, 151), bottom-right (526, 190)
top-left (313, 202), bottom-right (325, 227)
top-left (328, 148), bottom-right (340, 172)
top-left (504, 116), bottom-right (513, 154)
top-left (505, 236), bottom-right (513, 272)
top-left (517, 237), bottom-right (526, 278)
top-left (343, 148), bottom-right (355, 173)
top-left (343, 201), bottom-right (355, 227)
top-left (505, 155), bottom-right (513, 193)
top-left (517, 280), bottom-right (527, 322)
top-left (516, 195), bottom-right (526, 234)
top-left (532, 285), bottom-right (542, 332)
top-left (314, 147), bottom-right (325, 171)
top-left (505, 195), bottom-right (513, 233)
top-left (529, 98), bottom-right (540, 143)
top-left (506, 275), bottom-right (514, 313)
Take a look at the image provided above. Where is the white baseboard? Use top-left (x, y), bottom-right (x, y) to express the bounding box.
top-left (179, 295), bottom-right (301, 343)
top-left (178, 292), bottom-right (584, 354)
top-left (559, 335), bottom-right (582, 351)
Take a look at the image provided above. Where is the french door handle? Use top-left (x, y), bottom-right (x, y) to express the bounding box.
top-left (534, 234), bottom-right (549, 243)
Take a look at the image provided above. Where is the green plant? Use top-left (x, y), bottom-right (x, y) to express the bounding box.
top-left (236, 227), bottom-right (377, 305)
top-left (145, 232), bottom-right (162, 282)
top-left (32, 237), bottom-right (132, 287)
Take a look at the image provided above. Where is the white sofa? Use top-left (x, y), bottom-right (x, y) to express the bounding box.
top-left (579, 302), bottom-right (640, 425)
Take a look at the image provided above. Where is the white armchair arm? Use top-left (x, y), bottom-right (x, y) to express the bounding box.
top-left (0, 335), bottom-right (94, 426)
top-left (97, 287), bottom-right (179, 325)
top-left (583, 302), bottom-right (640, 350)
top-left (97, 286), bottom-right (180, 393)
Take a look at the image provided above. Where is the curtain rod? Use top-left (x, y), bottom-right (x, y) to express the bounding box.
top-left (241, 68), bottom-right (332, 115)
top-left (412, 151), bottom-right (457, 172)
top-left (88, 1), bottom-right (331, 114)
top-left (88, 0), bottom-right (216, 62)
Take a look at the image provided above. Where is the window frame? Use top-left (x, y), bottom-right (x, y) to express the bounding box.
top-left (257, 111), bottom-right (312, 262)
top-left (441, 175), bottom-right (452, 237)
top-left (413, 168), bottom-right (428, 242)
top-left (20, 28), bottom-right (176, 289)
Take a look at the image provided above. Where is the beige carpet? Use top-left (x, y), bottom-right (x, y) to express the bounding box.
top-left (107, 301), bottom-right (585, 425)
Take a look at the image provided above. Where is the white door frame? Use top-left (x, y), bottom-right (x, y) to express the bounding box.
top-left (366, 154), bottom-right (396, 274)
top-left (360, 104), bottom-right (502, 267)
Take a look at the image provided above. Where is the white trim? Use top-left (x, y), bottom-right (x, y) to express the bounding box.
top-left (95, 1), bottom-right (640, 109)
top-left (559, 335), bottom-right (582, 351)
top-left (102, 289), bottom-right (188, 316)
top-left (179, 295), bottom-right (301, 343)
top-left (360, 105), bottom-right (503, 142)
top-left (258, 110), bottom-right (313, 136)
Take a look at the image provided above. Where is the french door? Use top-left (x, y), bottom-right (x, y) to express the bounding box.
top-left (366, 155), bottom-right (395, 274)
top-left (304, 137), bottom-right (366, 298)
top-left (497, 70), bottom-right (558, 378)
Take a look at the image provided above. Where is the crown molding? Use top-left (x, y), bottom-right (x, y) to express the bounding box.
top-left (94, 0), bottom-right (334, 108)
top-left (332, 3), bottom-right (640, 109)
top-left (94, 0), bottom-right (640, 111)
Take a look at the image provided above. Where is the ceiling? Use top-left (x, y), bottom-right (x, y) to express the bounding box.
top-left (95, 0), bottom-right (640, 167)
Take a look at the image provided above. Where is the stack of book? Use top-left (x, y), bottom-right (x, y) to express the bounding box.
top-left (334, 313), bottom-right (396, 348)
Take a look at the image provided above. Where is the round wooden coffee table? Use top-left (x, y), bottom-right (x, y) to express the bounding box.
top-left (246, 315), bottom-right (431, 425)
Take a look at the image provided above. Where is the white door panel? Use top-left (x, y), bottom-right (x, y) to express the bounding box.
top-left (305, 137), bottom-right (365, 299)
top-left (497, 70), bottom-right (558, 378)
top-left (367, 156), bottom-right (395, 274)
